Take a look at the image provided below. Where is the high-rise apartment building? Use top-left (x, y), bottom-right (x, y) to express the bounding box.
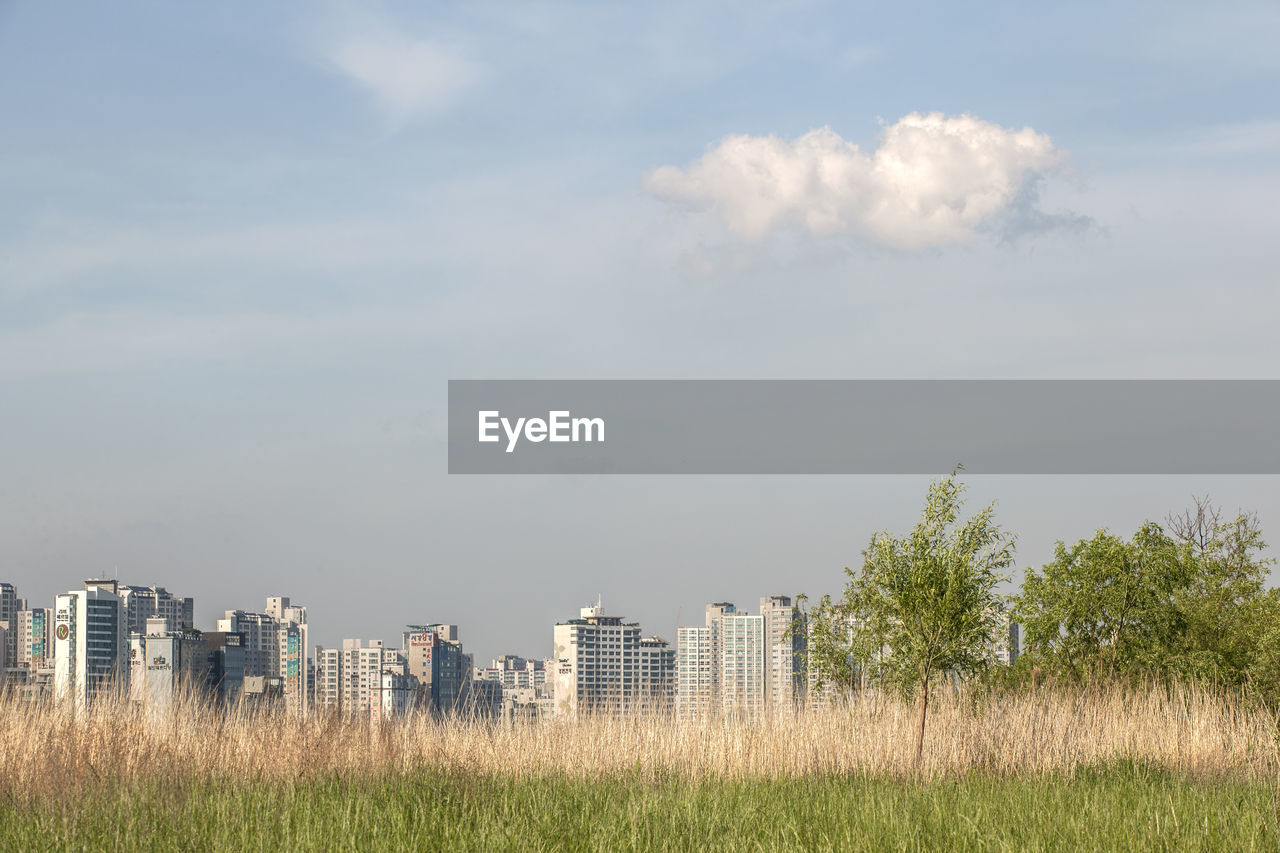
top-left (53, 580), bottom-right (129, 707)
top-left (217, 596), bottom-right (309, 717)
top-left (718, 610), bottom-right (765, 716)
top-left (637, 636), bottom-right (675, 711)
top-left (315, 646), bottom-right (342, 712)
top-left (677, 600), bottom-right (780, 718)
top-left (676, 602), bottom-right (736, 717)
top-left (552, 600), bottom-right (646, 716)
top-left (761, 595), bottom-right (807, 708)
top-left (18, 607), bottom-right (54, 670)
top-left (675, 623), bottom-right (714, 717)
top-left (0, 582), bottom-right (19, 669)
top-left (339, 639), bottom-right (388, 716)
top-left (118, 585), bottom-right (194, 636)
top-left (317, 638), bottom-right (421, 720)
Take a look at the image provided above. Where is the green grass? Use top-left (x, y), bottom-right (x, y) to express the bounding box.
top-left (2, 762), bottom-right (1277, 852)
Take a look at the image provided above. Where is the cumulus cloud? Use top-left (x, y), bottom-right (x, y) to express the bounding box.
top-left (646, 113), bottom-right (1080, 249)
top-left (330, 31), bottom-right (480, 122)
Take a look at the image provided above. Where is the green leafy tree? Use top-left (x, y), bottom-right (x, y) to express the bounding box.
top-left (1015, 524), bottom-right (1190, 680)
top-left (1166, 497), bottom-right (1274, 686)
top-left (1015, 497), bottom-right (1276, 699)
top-left (806, 471), bottom-right (1015, 759)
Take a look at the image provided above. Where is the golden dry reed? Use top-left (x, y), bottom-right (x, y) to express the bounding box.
top-left (1, 684), bottom-right (1276, 802)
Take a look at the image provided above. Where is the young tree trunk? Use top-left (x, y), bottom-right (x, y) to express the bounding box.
top-left (915, 677), bottom-right (930, 761)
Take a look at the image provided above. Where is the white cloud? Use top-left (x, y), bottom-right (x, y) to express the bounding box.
top-left (330, 30), bottom-right (480, 122)
top-left (646, 112), bottom-right (1076, 249)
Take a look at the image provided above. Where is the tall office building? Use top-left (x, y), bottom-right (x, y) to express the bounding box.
top-left (53, 580), bottom-right (129, 707)
top-left (202, 631), bottom-right (247, 703)
top-left (552, 600), bottom-right (650, 716)
top-left (402, 625), bottom-right (467, 714)
top-left (217, 595), bottom-right (309, 717)
top-left (118, 585), bottom-right (194, 636)
top-left (459, 678), bottom-right (503, 718)
top-left (760, 595), bottom-right (807, 708)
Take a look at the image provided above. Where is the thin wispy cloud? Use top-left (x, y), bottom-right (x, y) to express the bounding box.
top-left (647, 113), bottom-right (1083, 250)
top-left (329, 29), bottom-right (481, 123)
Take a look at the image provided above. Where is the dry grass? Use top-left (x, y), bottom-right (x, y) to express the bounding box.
top-left (2, 684), bottom-right (1276, 803)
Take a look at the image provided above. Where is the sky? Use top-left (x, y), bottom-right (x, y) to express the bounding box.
top-left (2, 1), bottom-right (1279, 663)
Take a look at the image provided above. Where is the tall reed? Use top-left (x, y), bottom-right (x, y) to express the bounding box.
top-left (1, 683), bottom-right (1276, 804)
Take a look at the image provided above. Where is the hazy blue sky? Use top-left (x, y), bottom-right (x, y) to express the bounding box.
top-left (2, 2), bottom-right (1278, 662)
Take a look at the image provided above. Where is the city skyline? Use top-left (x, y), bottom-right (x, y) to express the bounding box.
top-left (2, 575), bottom-right (851, 722)
top-left (1, 573), bottom-right (810, 676)
top-left (4, 477), bottom-right (1277, 664)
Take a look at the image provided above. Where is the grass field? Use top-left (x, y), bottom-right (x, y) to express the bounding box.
top-left (2, 685), bottom-right (1277, 850)
top-left (2, 763), bottom-right (1277, 852)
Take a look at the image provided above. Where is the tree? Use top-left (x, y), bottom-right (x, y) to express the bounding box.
top-left (1015, 524), bottom-right (1190, 680)
top-left (1166, 496), bottom-right (1273, 686)
top-left (1014, 497), bottom-right (1276, 697)
top-left (806, 471), bottom-right (1015, 760)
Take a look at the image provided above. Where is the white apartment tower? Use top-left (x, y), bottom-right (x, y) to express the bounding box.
top-left (552, 600), bottom-right (641, 715)
top-left (760, 595), bottom-right (806, 708)
top-left (677, 600), bottom-right (776, 719)
top-left (717, 610), bottom-right (765, 717)
top-left (315, 646), bottom-right (342, 712)
top-left (317, 639), bottom-right (415, 719)
top-left (53, 580), bottom-right (129, 707)
top-left (340, 639), bottom-right (387, 716)
top-left (675, 624), bottom-right (712, 717)
top-left (676, 602), bottom-right (734, 717)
